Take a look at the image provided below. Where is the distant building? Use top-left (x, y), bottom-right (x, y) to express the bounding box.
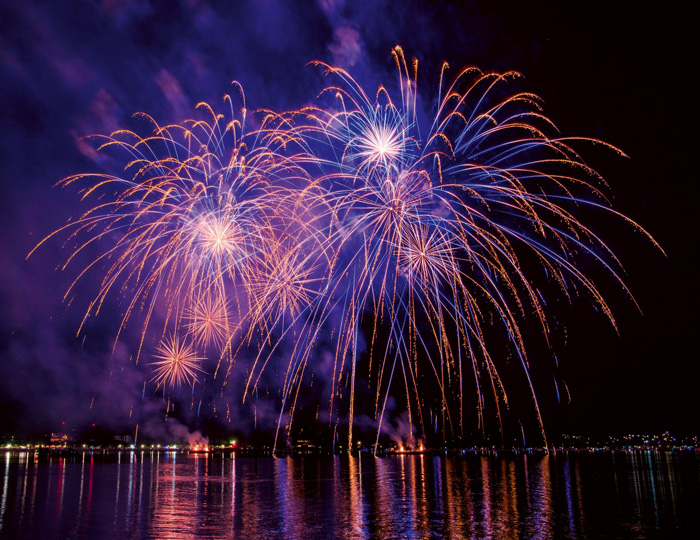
top-left (50, 432), bottom-right (73, 445)
top-left (294, 439), bottom-right (316, 453)
top-left (114, 435), bottom-right (133, 445)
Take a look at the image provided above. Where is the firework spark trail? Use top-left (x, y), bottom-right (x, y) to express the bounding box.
top-left (32, 47), bottom-right (661, 450)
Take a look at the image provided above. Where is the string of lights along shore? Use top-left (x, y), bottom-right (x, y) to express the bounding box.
top-left (33, 46), bottom-right (660, 454)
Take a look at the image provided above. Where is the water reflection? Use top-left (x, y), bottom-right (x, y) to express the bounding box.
top-left (0, 449), bottom-right (697, 539)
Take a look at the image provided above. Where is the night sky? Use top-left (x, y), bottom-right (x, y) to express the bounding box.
top-left (0, 0), bottom-right (695, 444)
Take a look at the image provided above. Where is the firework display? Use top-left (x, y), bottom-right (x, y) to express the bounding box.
top-left (34, 47), bottom-right (659, 450)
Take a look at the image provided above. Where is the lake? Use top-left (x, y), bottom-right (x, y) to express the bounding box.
top-left (1, 449), bottom-right (698, 539)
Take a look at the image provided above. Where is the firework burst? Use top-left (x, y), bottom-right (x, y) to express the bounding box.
top-left (30, 85), bottom-right (318, 390)
top-left (34, 47), bottom-right (660, 450)
top-left (185, 293), bottom-right (230, 350)
top-left (282, 45), bottom-right (661, 449)
top-left (151, 335), bottom-right (205, 389)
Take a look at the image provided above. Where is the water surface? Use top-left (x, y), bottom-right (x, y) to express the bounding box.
top-left (1, 450), bottom-right (698, 539)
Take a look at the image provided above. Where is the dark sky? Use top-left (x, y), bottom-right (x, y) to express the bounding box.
top-left (0, 0), bottom-right (695, 443)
